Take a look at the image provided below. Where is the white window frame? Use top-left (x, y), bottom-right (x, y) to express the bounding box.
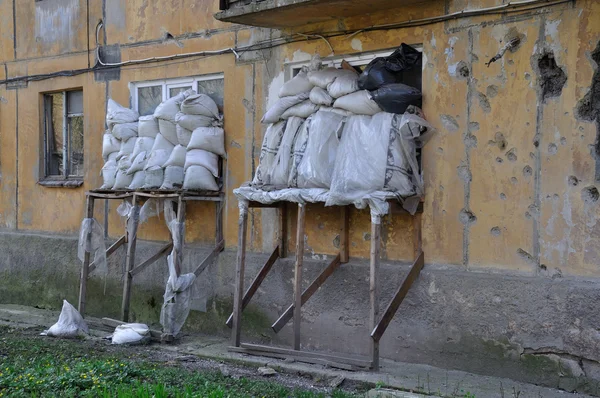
top-left (130, 74), bottom-right (224, 116)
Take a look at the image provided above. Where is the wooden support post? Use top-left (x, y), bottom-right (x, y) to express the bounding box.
top-left (226, 246), bottom-right (279, 328)
top-left (370, 216), bottom-right (382, 371)
top-left (121, 194), bottom-right (140, 322)
top-left (340, 206), bottom-right (349, 263)
top-left (293, 204), bottom-right (306, 350)
top-left (272, 254), bottom-right (341, 333)
top-left (231, 201), bottom-right (249, 347)
top-left (173, 195), bottom-right (186, 277)
top-left (280, 203), bottom-right (288, 258)
top-left (216, 200), bottom-right (224, 245)
top-left (413, 212), bottom-right (423, 257)
top-left (77, 195), bottom-right (95, 316)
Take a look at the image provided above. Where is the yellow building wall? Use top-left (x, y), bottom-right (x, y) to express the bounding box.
top-left (1, 0), bottom-right (599, 277)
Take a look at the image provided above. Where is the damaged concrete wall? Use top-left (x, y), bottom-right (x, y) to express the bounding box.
top-left (1, 0), bottom-right (600, 393)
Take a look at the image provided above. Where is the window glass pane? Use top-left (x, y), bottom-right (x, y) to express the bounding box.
top-left (68, 115), bottom-right (84, 177)
top-left (67, 90), bottom-right (83, 115)
top-left (138, 86), bottom-right (162, 116)
top-left (169, 86), bottom-right (192, 98)
top-left (45, 93), bottom-right (64, 176)
top-left (197, 79), bottom-right (224, 112)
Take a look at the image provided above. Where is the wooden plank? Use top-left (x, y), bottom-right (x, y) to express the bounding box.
top-left (271, 254), bottom-right (341, 333)
top-left (340, 206), bottom-right (349, 263)
top-left (293, 204), bottom-right (306, 350)
top-left (413, 212), bottom-right (423, 258)
top-left (121, 195), bottom-right (140, 322)
top-left (129, 242), bottom-right (173, 277)
top-left (102, 317), bottom-right (162, 340)
top-left (225, 246), bottom-right (280, 328)
top-left (173, 196), bottom-right (186, 277)
top-left (231, 203), bottom-right (249, 347)
top-left (280, 203), bottom-right (288, 258)
top-left (371, 251), bottom-right (424, 343)
top-left (216, 201), bottom-right (224, 245)
top-left (229, 346), bottom-right (358, 371)
top-left (237, 343), bottom-right (372, 368)
top-left (77, 196), bottom-right (95, 316)
top-left (370, 219), bottom-right (381, 371)
top-left (88, 235), bottom-right (127, 275)
top-left (193, 239), bottom-right (225, 277)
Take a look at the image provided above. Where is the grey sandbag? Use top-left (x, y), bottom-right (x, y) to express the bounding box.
top-left (358, 43), bottom-right (422, 91)
top-left (370, 83), bottom-right (422, 114)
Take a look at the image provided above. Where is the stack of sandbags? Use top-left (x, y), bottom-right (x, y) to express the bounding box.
top-left (181, 94), bottom-right (224, 191)
top-left (101, 99), bottom-right (139, 189)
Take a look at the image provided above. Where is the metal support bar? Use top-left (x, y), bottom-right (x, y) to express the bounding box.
top-left (231, 203), bottom-right (249, 347)
top-left (121, 194), bottom-right (140, 322)
top-left (88, 235), bottom-right (126, 275)
top-left (77, 195), bottom-right (95, 316)
top-left (194, 239), bottom-right (225, 277)
top-left (271, 254), bottom-right (341, 333)
top-left (226, 246), bottom-right (279, 328)
top-left (293, 204), bottom-right (306, 350)
top-left (129, 242), bottom-right (173, 277)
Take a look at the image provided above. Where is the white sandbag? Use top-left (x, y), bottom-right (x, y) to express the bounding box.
top-left (126, 151), bottom-right (147, 175)
top-left (138, 115), bottom-right (160, 138)
top-left (176, 124), bottom-right (192, 147)
top-left (269, 117), bottom-right (305, 187)
top-left (180, 94), bottom-right (219, 118)
top-left (113, 169), bottom-right (134, 189)
top-left (111, 323), bottom-right (150, 345)
top-left (319, 106), bottom-right (353, 117)
top-left (116, 137), bottom-right (136, 160)
top-left (308, 68), bottom-right (355, 89)
top-left (281, 100), bottom-right (319, 119)
top-left (175, 112), bottom-right (213, 131)
top-left (107, 99), bottom-right (139, 129)
top-left (261, 92), bottom-right (309, 124)
top-left (145, 149), bottom-right (172, 169)
top-left (309, 87), bottom-right (333, 106)
top-left (188, 127), bottom-right (225, 156)
top-left (41, 300), bottom-right (89, 338)
top-left (106, 151), bottom-right (119, 163)
top-left (143, 166), bottom-right (164, 189)
top-left (117, 155), bottom-right (133, 172)
top-left (151, 133), bottom-right (176, 153)
top-left (279, 67), bottom-right (314, 97)
top-left (101, 161), bottom-right (117, 189)
top-left (154, 89), bottom-right (194, 123)
top-left (102, 131), bottom-right (121, 159)
top-left (128, 170), bottom-right (146, 189)
top-left (158, 119), bottom-right (179, 146)
top-left (327, 72), bottom-right (359, 98)
top-left (111, 122), bottom-right (138, 141)
top-left (183, 165), bottom-right (218, 191)
top-left (294, 111), bottom-right (345, 188)
top-left (131, 137), bottom-right (155, 160)
top-left (161, 166), bottom-right (184, 189)
top-left (333, 90), bottom-right (382, 116)
top-left (252, 121), bottom-right (286, 186)
top-left (184, 149), bottom-right (219, 177)
top-left (163, 145), bottom-right (186, 168)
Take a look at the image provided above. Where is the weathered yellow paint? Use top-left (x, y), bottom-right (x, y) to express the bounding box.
top-left (1, 0), bottom-right (599, 276)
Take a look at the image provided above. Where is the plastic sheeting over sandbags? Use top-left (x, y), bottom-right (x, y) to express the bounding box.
top-left (252, 121), bottom-right (287, 186)
top-left (41, 300), bottom-right (89, 338)
top-left (180, 94), bottom-right (219, 119)
top-left (154, 89), bottom-right (194, 123)
top-left (184, 149), bottom-right (219, 177)
top-left (281, 100), bottom-right (320, 119)
top-left (102, 132), bottom-right (121, 159)
top-left (188, 127), bottom-right (225, 156)
top-left (138, 115), bottom-right (160, 138)
top-left (183, 165), bottom-right (218, 191)
top-left (164, 145), bottom-right (186, 168)
top-left (176, 124), bottom-right (192, 147)
top-left (161, 166), bottom-right (184, 189)
top-left (358, 43), bottom-right (422, 91)
top-left (309, 87), bottom-right (333, 106)
top-left (269, 117), bottom-right (305, 187)
top-left (261, 92), bottom-right (309, 124)
top-left (333, 90), bottom-right (382, 116)
top-left (279, 67), bottom-right (314, 97)
top-left (107, 99), bottom-right (139, 129)
top-left (158, 119), bottom-right (179, 146)
top-left (370, 83), bottom-right (422, 114)
top-left (111, 122), bottom-right (138, 141)
top-left (327, 72), bottom-right (359, 99)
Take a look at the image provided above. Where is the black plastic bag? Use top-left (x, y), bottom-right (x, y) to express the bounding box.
top-left (370, 83), bottom-right (422, 114)
top-left (358, 44), bottom-right (422, 91)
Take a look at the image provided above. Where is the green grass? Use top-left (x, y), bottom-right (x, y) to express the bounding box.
top-left (0, 330), bottom-right (358, 398)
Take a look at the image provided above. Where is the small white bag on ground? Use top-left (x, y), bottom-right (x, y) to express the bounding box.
top-left (163, 145), bottom-right (186, 168)
top-left (309, 87), bottom-right (333, 106)
top-left (154, 89), bottom-right (194, 123)
top-left (183, 165), bottom-right (218, 191)
top-left (175, 112), bottom-right (214, 131)
top-left (184, 149), bottom-right (219, 177)
top-left (333, 90), bottom-right (382, 115)
top-left (176, 124), bottom-right (193, 147)
top-left (188, 127), bottom-right (225, 156)
top-left (111, 323), bottom-right (150, 345)
top-left (143, 166), bottom-right (164, 189)
top-left (269, 117), bottom-right (305, 187)
top-left (180, 94), bottom-right (219, 118)
top-left (252, 121), bottom-right (287, 186)
top-left (261, 92), bottom-right (309, 124)
top-left (281, 100), bottom-right (319, 119)
top-left (158, 119), bottom-right (179, 146)
top-left (308, 68), bottom-right (354, 89)
top-left (138, 115), bottom-right (160, 138)
top-left (327, 72), bottom-right (359, 98)
top-left (41, 300), bottom-right (89, 338)
top-left (131, 137), bottom-right (155, 159)
top-left (107, 99), bottom-right (139, 130)
top-left (128, 170), bottom-right (146, 189)
top-left (161, 166), bottom-right (184, 189)
top-left (279, 67), bottom-right (314, 97)
top-left (116, 137), bottom-right (136, 160)
top-left (111, 122), bottom-right (139, 141)
top-left (102, 132), bottom-right (121, 159)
